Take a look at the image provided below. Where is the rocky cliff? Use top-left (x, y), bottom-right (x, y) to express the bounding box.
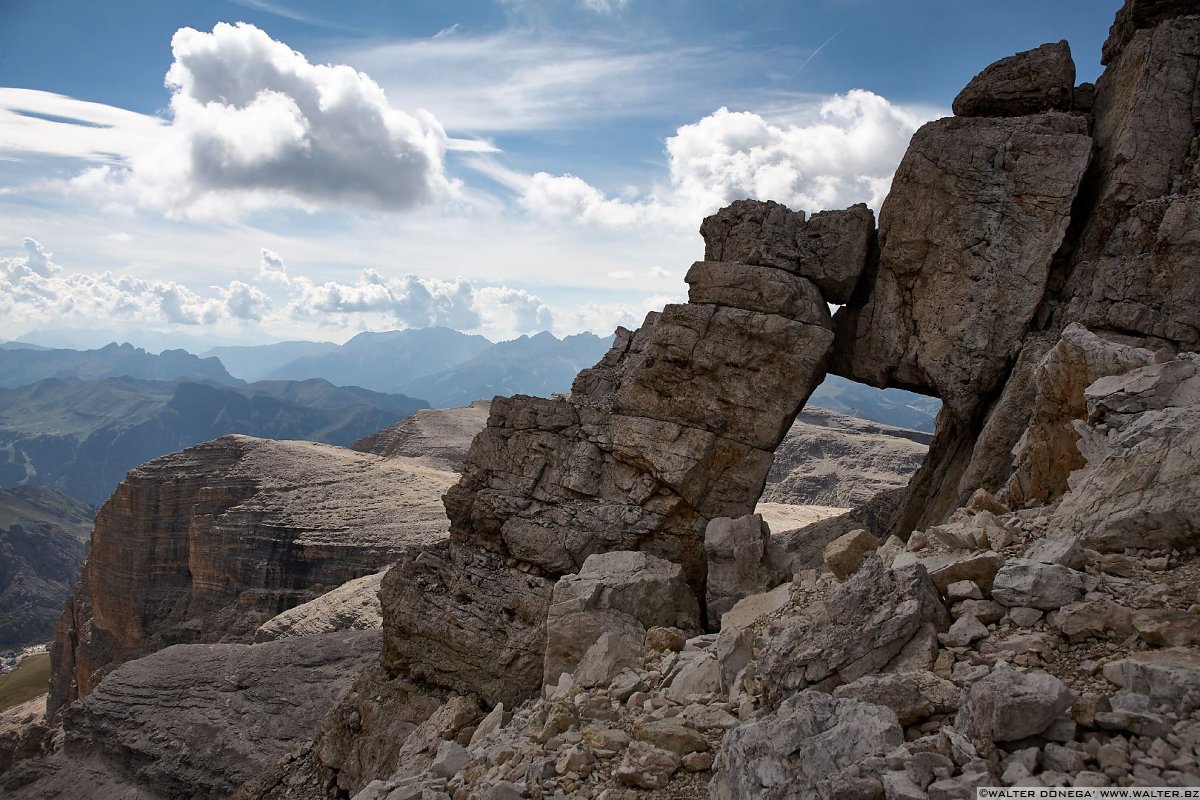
top-left (761, 407), bottom-right (929, 507)
top-left (0, 486), bottom-right (91, 649)
top-left (48, 435), bottom-right (456, 716)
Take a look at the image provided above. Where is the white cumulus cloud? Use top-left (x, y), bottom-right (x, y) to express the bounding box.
top-left (507, 90), bottom-right (933, 227)
top-left (124, 22), bottom-right (457, 218)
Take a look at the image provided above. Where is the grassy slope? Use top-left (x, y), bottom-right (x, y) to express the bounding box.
top-left (0, 653), bottom-right (50, 711)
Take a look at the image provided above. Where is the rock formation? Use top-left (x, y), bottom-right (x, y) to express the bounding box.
top-left (353, 400), bottom-right (492, 469)
top-left (254, 569), bottom-right (387, 643)
top-left (49, 435), bottom-right (456, 716)
top-left (4, 631), bottom-right (379, 799)
top-left (760, 406), bottom-right (929, 507)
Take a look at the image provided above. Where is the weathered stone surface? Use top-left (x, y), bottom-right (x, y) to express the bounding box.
top-left (952, 41), bottom-right (1076, 117)
top-left (711, 690), bottom-right (902, 800)
top-left (758, 556), bottom-right (949, 701)
top-left (823, 528), bottom-right (879, 580)
top-left (544, 551), bottom-right (698, 687)
top-left (445, 275), bottom-right (836, 589)
top-left (572, 631), bottom-right (644, 689)
top-left (833, 671), bottom-right (961, 726)
top-left (956, 665), bottom-right (1075, 743)
top-left (1005, 324), bottom-right (1155, 508)
top-left (1021, 534), bottom-right (1087, 571)
top-left (381, 542), bottom-right (552, 708)
top-left (303, 668), bottom-right (463, 798)
top-left (614, 741), bottom-right (680, 789)
top-left (1102, 0), bottom-right (1200, 63)
top-left (1102, 649), bottom-right (1200, 713)
top-left (698, 200), bottom-right (874, 303)
top-left (255, 569), bottom-right (386, 643)
top-left (352, 400), bottom-right (491, 470)
top-left (1132, 608), bottom-right (1200, 647)
top-left (833, 112), bottom-right (1092, 422)
top-left (1066, 16), bottom-right (1200, 346)
top-left (942, 614), bottom-right (989, 647)
top-left (893, 549), bottom-right (1006, 595)
top-left (991, 559), bottom-right (1087, 610)
top-left (13, 631), bottom-right (379, 800)
top-left (0, 695), bottom-right (47, 774)
top-left (704, 514), bottom-right (787, 626)
top-left (633, 718), bottom-right (708, 756)
top-left (1051, 600), bottom-right (1133, 643)
top-left (50, 436), bottom-right (456, 716)
top-left (761, 407), bottom-right (929, 508)
top-left (684, 260), bottom-right (831, 321)
top-left (1054, 355), bottom-right (1200, 552)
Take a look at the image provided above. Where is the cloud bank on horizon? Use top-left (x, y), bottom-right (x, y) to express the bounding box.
top-left (0, 12), bottom-right (938, 344)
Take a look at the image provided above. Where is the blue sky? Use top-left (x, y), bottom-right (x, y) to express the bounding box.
top-left (0, 0), bottom-right (1121, 348)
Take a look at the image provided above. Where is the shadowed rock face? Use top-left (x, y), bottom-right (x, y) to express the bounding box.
top-left (49, 435), bottom-right (456, 717)
top-left (5, 631), bottom-right (379, 800)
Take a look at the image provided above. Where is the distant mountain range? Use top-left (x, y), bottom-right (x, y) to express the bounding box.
top-left (0, 342), bottom-right (234, 389)
top-left (0, 485), bottom-right (93, 649)
top-left (259, 327), bottom-right (496, 394)
top-left (400, 331), bottom-right (613, 407)
top-left (0, 327), bottom-right (939, 509)
top-left (0, 377), bottom-right (426, 505)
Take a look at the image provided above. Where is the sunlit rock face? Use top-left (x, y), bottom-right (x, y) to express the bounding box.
top-left (48, 434), bottom-right (456, 716)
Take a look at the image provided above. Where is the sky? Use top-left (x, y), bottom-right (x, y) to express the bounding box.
top-left (0, 0), bottom-right (1122, 349)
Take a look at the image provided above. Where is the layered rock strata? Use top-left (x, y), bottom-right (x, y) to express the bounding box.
top-left (49, 435), bottom-right (456, 716)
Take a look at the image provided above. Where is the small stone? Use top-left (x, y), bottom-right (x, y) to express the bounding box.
top-left (613, 741), bottom-right (680, 789)
top-left (632, 718), bottom-right (708, 756)
top-left (824, 529), bottom-right (880, 580)
top-left (992, 560), bottom-right (1086, 610)
top-left (941, 615), bottom-right (989, 648)
top-left (947, 580), bottom-right (983, 601)
top-left (1007, 607), bottom-right (1043, 628)
top-left (1044, 742), bottom-right (1087, 773)
top-left (645, 627), bottom-right (687, 653)
top-left (952, 600), bottom-right (1005, 625)
top-left (681, 751), bottom-right (714, 772)
top-left (431, 740), bottom-right (469, 779)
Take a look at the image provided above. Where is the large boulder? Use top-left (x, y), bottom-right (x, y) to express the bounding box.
top-left (698, 200), bottom-right (874, 303)
top-left (832, 112), bottom-right (1092, 422)
top-left (756, 556), bottom-right (949, 701)
top-left (543, 551), bottom-right (698, 686)
top-left (704, 514), bottom-right (787, 625)
top-left (380, 542), bottom-right (553, 708)
top-left (952, 40), bottom-right (1076, 117)
top-left (956, 665), bottom-right (1075, 743)
top-left (1053, 354), bottom-right (1200, 552)
top-left (711, 690), bottom-right (902, 800)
